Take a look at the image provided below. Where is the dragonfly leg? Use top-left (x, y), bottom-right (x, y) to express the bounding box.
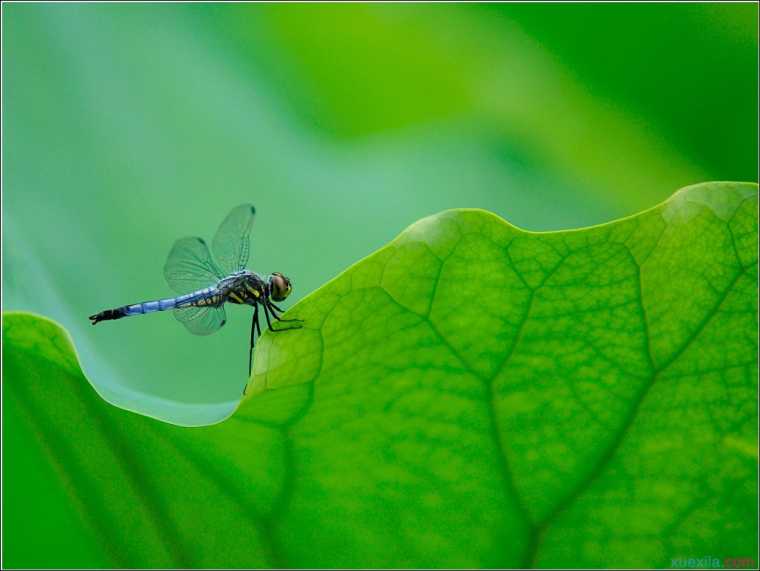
top-left (262, 302), bottom-right (274, 330)
top-left (267, 301), bottom-right (303, 324)
top-left (247, 304), bottom-right (260, 379)
top-left (264, 302), bottom-right (303, 332)
top-left (272, 321), bottom-right (304, 330)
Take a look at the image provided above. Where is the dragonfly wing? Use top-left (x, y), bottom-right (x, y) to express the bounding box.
top-left (164, 237), bottom-right (224, 294)
top-left (212, 204), bottom-right (255, 275)
top-left (174, 305), bottom-right (227, 336)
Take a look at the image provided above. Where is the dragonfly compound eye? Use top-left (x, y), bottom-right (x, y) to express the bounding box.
top-left (271, 273), bottom-right (292, 301)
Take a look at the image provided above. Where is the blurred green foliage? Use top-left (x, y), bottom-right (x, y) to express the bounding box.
top-left (3, 3), bottom-right (756, 409)
top-left (2, 4), bottom-right (758, 567)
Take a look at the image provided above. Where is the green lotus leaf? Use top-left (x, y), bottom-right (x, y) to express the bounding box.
top-left (4, 181), bottom-right (757, 568)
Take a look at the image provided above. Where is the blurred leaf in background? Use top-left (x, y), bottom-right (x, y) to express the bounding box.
top-left (3, 3), bottom-right (757, 413)
top-left (2, 2), bottom-right (758, 566)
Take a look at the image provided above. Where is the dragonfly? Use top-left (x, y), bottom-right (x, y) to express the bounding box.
top-left (89, 204), bottom-right (302, 376)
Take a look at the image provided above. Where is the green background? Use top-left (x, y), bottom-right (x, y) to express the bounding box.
top-left (3, 2), bottom-right (758, 567)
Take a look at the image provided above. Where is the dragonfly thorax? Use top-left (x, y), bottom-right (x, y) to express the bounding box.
top-left (218, 271), bottom-right (267, 306)
top-left (217, 271), bottom-right (292, 305)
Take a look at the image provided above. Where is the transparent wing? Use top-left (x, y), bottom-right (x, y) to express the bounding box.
top-left (212, 204), bottom-right (255, 275)
top-left (164, 237), bottom-right (224, 294)
top-left (174, 305), bottom-right (227, 336)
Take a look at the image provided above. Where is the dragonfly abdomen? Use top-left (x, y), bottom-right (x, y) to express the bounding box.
top-left (124, 297), bottom-right (180, 315)
top-left (174, 287), bottom-right (222, 309)
top-left (89, 287), bottom-right (220, 325)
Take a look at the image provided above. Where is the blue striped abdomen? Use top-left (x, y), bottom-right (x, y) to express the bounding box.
top-left (124, 286), bottom-right (219, 316)
top-left (90, 286), bottom-right (222, 325)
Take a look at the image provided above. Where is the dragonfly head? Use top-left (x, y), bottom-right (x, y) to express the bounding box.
top-left (269, 272), bottom-right (293, 302)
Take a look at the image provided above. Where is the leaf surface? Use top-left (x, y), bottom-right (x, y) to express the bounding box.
top-left (4, 182), bottom-right (758, 568)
